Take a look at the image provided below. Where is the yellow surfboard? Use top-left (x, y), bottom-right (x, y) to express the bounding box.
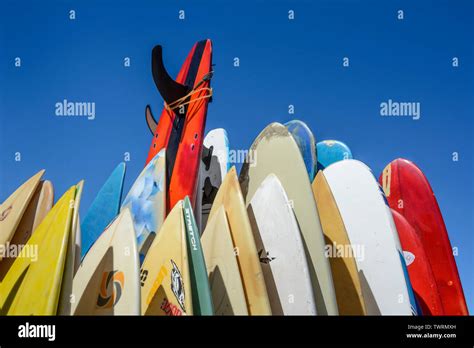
top-left (202, 206), bottom-right (248, 315)
top-left (58, 181), bottom-right (84, 315)
top-left (140, 201), bottom-right (192, 316)
top-left (0, 170), bottom-right (45, 257)
top-left (312, 171), bottom-right (367, 315)
top-left (208, 167), bottom-right (271, 315)
top-left (70, 208), bottom-right (140, 315)
top-left (0, 186), bottom-right (76, 315)
top-left (0, 180), bottom-right (54, 281)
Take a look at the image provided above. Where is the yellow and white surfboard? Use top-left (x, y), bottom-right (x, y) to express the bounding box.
top-left (140, 200), bottom-right (192, 316)
top-left (70, 208), bottom-right (140, 315)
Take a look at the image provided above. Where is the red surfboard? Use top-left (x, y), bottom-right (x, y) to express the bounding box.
top-left (380, 159), bottom-right (468, 315)
top-left (391, 209), bottom-right (443, 315)
top-left (145, 40), bottom-right (213, 213)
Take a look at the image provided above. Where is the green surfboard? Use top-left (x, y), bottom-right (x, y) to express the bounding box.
top-left (183, 196), bottom-right (214, 315)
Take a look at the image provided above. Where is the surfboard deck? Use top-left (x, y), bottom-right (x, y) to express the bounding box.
top-left (183, 196), bottom-right (213, 315)
top-left (196, 128), bottom-right (230, 233)
top-left (209, 167), bottom-right (271, 315)
top-left (312, 170), bottom-right (366, 315)
top-left (71, 209), bottom-right (140, 315)
top-left (202, 206), bottom-right (248, 315)
top-left (285, 120), bottom-right (317, 181)
top-left (380, 159), bottom-right (468, 315)
top-left (0, 170), bottom-right (45, 255)
top-left (81, 163), bottom-right (126, 260)
top-left (248, 174), bottom-right (317, 315)
top-left (0, 180), bottom-right (54, 281)
top-left (316, 140), bottom-right (353, 171)
top-left (140, 201), bottom-right (192, 316)
top-left (324, 160), bottom-right (415, 315)
top-left (239, 122), bottom-right (338, 315)
top-left (0, 186), bottom-right (76, 315)
top-left (145, 40), bottom-right (213, 214)
top-left (391, 209), bottom-right (443, 315)
top-left (122, 150), bottom-right (166, 263)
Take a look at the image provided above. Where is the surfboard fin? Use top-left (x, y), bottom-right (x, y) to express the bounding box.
top-left (145, 105), bottom-right (158, 135)
top-left (202, 145), bottom-right (214, 171)
top-left (152, 45), bottom-right (189, 106)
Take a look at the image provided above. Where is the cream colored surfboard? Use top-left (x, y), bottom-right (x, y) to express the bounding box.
top-left (70, 209), bottom-right (140, 315)
top-left (239, 122), bottom-right (338, 315)
top-left (202, 206), bottom-right (248, 315)
top-left (208, 167), bottom-right (271, 315)
top-left (140, 201), bottom-right (192, 316)
top-left (0, 170), bottom-right (45, 258)
top-left (248, 174), bottom-right (317, 315)
top-left (58, 181), bottom-right (84, 315)
top-left (312, 171), bottom-right (366, 315)
top-left (0, 186), bottom-right (76, 315)
top-left (0, 180), bottom-right (54, 281)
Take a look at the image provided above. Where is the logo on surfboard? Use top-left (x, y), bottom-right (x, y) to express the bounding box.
top-left (170, 260), bottom-right (186, 311)
top-left (258, 249), bottom-right (276, 264)
top-left (96, 270), bottom-right (125, 309)
top-left (0, 205), bottom-right (13, 221)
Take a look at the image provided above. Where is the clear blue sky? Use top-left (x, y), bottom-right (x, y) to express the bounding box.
top-left (1, 0), bottom-right (472, 313)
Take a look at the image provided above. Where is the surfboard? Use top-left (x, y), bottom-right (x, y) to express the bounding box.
top-left (316, 140), bottom-right (353, 171)
top-left (285, 120), bottom-right (317, 181)
top-left (312, 170), bottom-right (366, 315)
top-left (196, 128), bottom-right (230, 233)
top-left (182, 196), bottom-right (213, 315)
top-left (324, 160), bottom-right (415, 315)
top-left (209, 167), bottom-right (271, 315)
top-left (391, 209), bottom-right (443, 315)
top-left (58, 181), bottom-right (84, 315)
top-left (202, 206), bottom-right (248, 315)
top-left (248, 174), bottom-right (317, 315)
top-left (70, 209), bottom-right (140, 315)
top-left (0, 170), bottom-right (45, 256)
top-left (239, 123), bottom-right (338, 315)
top-left (145, 40), bottom-right (213, 213)
top-left (140, 201), bottom-right (192, 316)
top-left (81, 163), bottom-right (126, 259)
top-left (0, 186), bottom-right (76, 315)
top-left (380, 159), bottom-right (468, 315)
top-left (122, 150), bottom-right (166, 263)
top-left (0, 180), bottom-right (53, 281)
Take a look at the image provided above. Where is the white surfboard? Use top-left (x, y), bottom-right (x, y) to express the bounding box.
top-left (196, 129), bottom-right (230, 233)
top-left (323, 160), bottom-right (414, 315)
top-left (248, 174), bottom-right (317, 315)
top-left (70, 209), bottom-right (140, 315)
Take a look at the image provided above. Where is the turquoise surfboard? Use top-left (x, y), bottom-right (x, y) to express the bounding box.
top-left (81, 162), bottom-right (126, 259)
top-left (316, 140), bottom-right (353, 171)
top-left (183, 196), bottom-right (214, 315)
top-left (285, 120), bottom-right (317, 181)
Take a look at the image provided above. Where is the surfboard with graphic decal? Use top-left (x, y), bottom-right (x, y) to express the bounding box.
top-left (70, 209), bottom-right (140, 315)
top-left (140, 200), bottom-right (192, 316)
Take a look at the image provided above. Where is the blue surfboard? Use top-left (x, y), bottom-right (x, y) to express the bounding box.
top-left (81, 162), bottom-right (126, 259)
top-left (285, 120), bottom-right (317, 181)
top-left (316, 140), bottom-right (353, 171)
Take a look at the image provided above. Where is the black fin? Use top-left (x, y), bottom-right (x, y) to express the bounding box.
top-left (202, 145), bottom-right (214, 171)
top-left (152, 45), bottom-right (189, 106)
top-left (145, 105), bottom-right (158, 135)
